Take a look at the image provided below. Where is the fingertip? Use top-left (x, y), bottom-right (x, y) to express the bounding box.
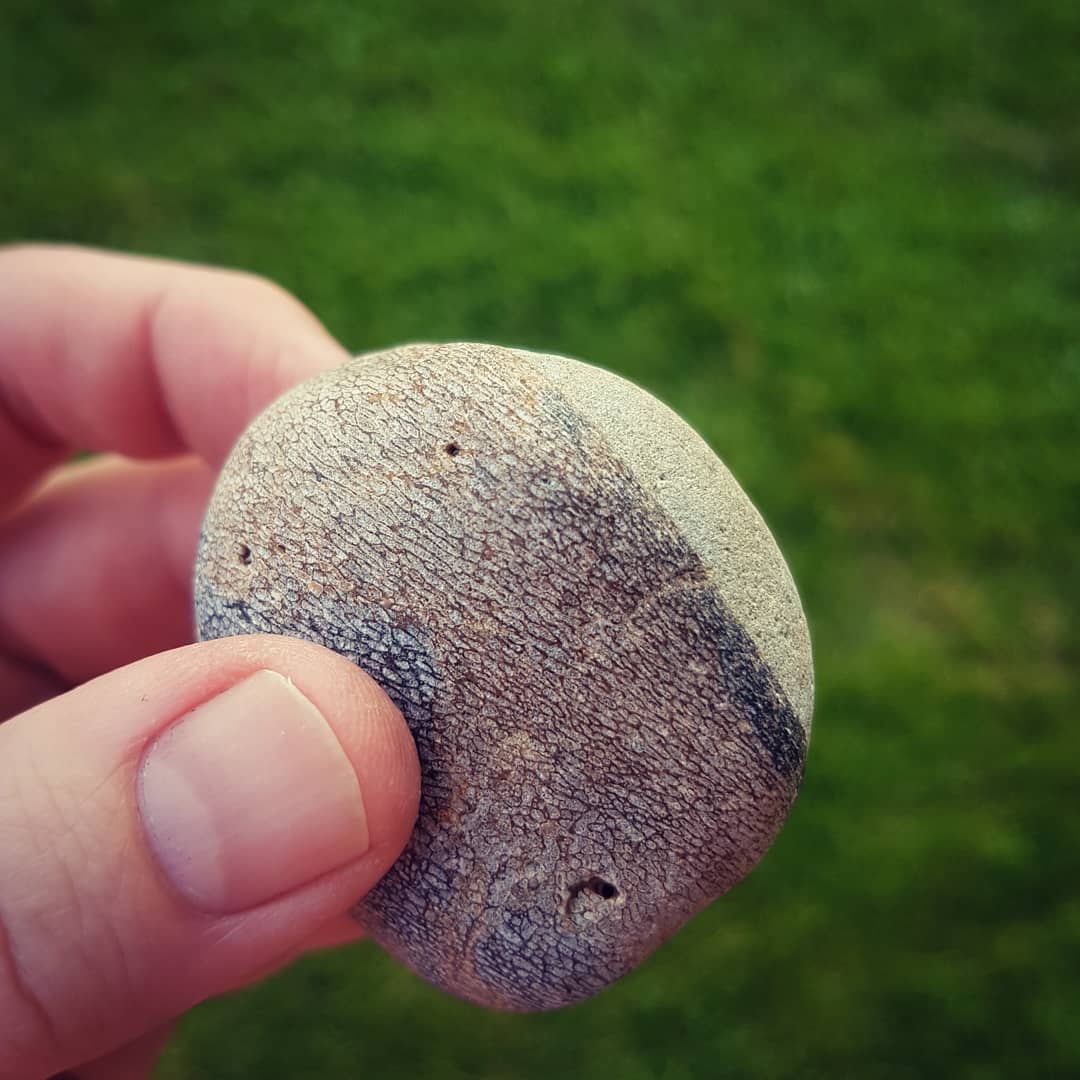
top-left (133, 640), bottom-right (420, 916)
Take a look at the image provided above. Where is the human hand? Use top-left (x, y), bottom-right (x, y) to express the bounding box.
top-left (0, 246), bottom-right (421, 1079)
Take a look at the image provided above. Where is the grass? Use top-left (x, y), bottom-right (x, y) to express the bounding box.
top-left (3, 1), bottom-right (1078, 1076)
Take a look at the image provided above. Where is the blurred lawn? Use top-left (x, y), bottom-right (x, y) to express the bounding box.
top-left (3, 1), bottom-right (1078, 1077)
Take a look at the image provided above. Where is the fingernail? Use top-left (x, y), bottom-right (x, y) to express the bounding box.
top-left (138, 670), bottom-right (369, 913)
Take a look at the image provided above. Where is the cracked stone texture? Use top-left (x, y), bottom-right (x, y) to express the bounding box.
top-left (194, 342), bottom-right (814, 1011)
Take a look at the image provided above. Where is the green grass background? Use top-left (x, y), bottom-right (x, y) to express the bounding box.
top-left (3, 2), bottom-right (1078, 1076)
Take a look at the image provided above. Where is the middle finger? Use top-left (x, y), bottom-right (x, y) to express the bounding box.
top-left (0, 454), bottom-right (214, 687)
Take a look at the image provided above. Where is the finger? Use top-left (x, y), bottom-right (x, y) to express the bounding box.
top-left (0, 635), bottom-right (420, 1080)
top-left (0, 244), bottom-right (349, 509)
top-left (96, 919), bottom-right (369, 1075)
top-left (224, 912), bottom-right (366, 995)
top-left (61, 1024), bottom-right (172, 1080)
top-left (301, 912), bottom-right (366, 953)
top-left (0, 456), bottom-right (213, 692)
top-left (78, 917), bottom-right (365, 1066)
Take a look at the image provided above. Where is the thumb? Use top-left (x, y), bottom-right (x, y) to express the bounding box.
top-left (0, 635), bottom-right (419, 1080)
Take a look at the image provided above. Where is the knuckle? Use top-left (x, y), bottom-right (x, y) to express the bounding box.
top-left (0, 902), bottom-right (57, 1077)
top-left (0, 764), bottom-right (62, 1073)
top-left (0, 739), bottom-right (134, 1075)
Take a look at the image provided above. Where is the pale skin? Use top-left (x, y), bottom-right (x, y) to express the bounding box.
top-left (0, 246), bottom-right (422, 1079)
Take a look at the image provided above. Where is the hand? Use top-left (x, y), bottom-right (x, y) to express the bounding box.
top-left (0, 246), bottom-right (420, 1080)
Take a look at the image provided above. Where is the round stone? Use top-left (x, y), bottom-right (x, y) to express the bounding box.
top-left (194, 342), bottom-right (813, 1011)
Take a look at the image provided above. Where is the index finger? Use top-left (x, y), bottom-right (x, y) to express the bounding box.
top-left (0, 244), bottom-right (350, 507)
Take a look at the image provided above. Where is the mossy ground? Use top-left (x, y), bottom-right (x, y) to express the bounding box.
top-left (3, 3), bottom-right (1077, 1076)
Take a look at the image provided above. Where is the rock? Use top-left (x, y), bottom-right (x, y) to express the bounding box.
top-left (194, 342), bottom-right (813, 1011)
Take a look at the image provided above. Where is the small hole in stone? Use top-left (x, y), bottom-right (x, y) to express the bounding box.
top-left (566, 876), bottom-right (620, 910)
top-left (239, 544), bottom-right (252, 565)
top-left (444, 442), bottom-right (461, 457)
top-left (590, 878), bottom-right (619, 900)
top-left (563, 875), bottom-right (622, 922)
